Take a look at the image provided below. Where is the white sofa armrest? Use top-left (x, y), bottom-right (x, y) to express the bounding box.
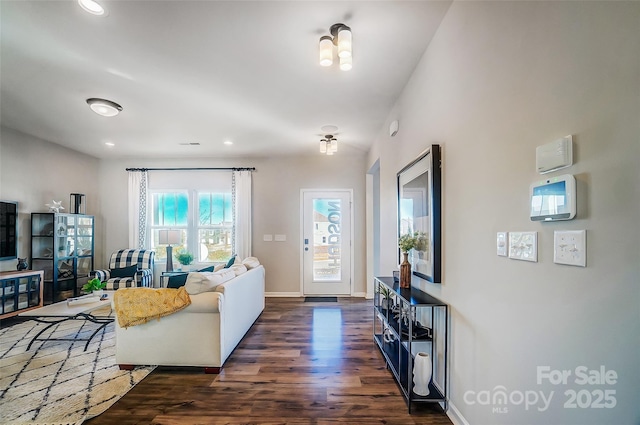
top-left (216, 265), bottom-right (265, 362)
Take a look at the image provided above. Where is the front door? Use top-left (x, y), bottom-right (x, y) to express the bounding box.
top-left (301, 190), bottom-right (352, 295)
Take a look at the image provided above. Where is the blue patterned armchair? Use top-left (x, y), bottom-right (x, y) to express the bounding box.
top-left (90, 249), bottom-right (155, 289)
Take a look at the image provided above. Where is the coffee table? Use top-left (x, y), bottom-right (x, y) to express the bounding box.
top-left (19, 291), bottom-right (115, 351)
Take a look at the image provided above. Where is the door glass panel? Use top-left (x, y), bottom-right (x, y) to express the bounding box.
top-left (312, 198), bottom-right (341, 281)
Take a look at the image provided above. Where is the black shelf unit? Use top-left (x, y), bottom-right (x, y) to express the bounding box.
top-left (30, 213), bottom-right (94, 304)
top-left (0, 270), bottom-right (43, 319)
top-left (373, 276), bottom-right (448, 413)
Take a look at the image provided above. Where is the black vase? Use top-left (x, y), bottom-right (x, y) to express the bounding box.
top-left (16, 258), bottom-right (28, 271)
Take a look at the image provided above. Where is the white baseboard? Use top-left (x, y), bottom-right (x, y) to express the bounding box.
top-left (265, 292), bottom-right (369, 298)
top-left (265, 292), bottom-right (303, 297)
top-left (447, 401), bottom-right (470, 425)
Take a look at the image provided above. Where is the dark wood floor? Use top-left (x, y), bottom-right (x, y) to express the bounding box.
top-left (86, 297), bottom-right (452, 425)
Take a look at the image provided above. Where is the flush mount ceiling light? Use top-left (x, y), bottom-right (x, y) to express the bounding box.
top-left (86, 98), bottom-right (122, 117)
top-left (321, 124), bottom-right (339, 133)
top-left (319, 134), bottom-right (338, 155)
top-left (78, 0), bottom-right (105, 16)
top-left (319, 23), bottom-right (352, 71)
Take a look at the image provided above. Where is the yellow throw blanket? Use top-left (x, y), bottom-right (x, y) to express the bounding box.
top-left (114, 286), bottom-right (191, 328)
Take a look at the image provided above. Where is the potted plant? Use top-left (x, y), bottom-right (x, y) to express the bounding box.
top-left (82, 277), bottom-right (106, 296)
top-left (379, 285), bottom-right (394, 310)
top-left (399, 231), bottom-right (422, 254)
top-left (176, 250), bottom-right (194, 271)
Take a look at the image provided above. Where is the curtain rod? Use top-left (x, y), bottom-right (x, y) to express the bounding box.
top-left (125, 167), bottom-right (255, 172)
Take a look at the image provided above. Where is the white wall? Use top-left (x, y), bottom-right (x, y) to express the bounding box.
top-left (98, 154), bottom-right (367, 295)
top-left (0, 127), bottom-right (101, 272)
top-left (367, 2), bottom-right (639, 424)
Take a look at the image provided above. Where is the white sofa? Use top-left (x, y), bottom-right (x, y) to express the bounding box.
top-left (114, 264), bottom-right (265, 373)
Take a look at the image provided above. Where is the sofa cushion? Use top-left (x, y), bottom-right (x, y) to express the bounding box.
top-left (110, 264), bottom-right (138, 278)
top-left (242, 257), bottom-right (260, 269)
top-left (185, 270), bottom-right (236, 295)
top-left (214, 264), bottom-right (225, 272)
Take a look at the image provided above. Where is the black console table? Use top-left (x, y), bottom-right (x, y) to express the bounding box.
top-left (373, 276), bottom-right (448, 413)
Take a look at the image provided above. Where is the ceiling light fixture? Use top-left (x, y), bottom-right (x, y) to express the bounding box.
top-left (319, 134), bottom-right (338, 155)
top-left (319, 23), bottom-right (352, 71)
top-left (78, 0), bottom-right (105, 16)
top-left (321, 124), bottom-right (339, 133)
top-left (224, 140), bottom-right (233, 145)
top-left (86, 98), bottom-right (122, 117)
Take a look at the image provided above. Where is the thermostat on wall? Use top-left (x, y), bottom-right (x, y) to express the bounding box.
top-left (530, 174), bottom-right (576, 221)
top-left (536, 135), bottom-right (573, 174)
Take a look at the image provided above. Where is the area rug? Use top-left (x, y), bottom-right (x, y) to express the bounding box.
top-left (0, 310), bottom-right (155, 425)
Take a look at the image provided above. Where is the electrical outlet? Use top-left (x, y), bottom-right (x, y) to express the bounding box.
top-left (263, 234), bottom-right (273, 242)
top-left (554, 230), bottom-right (586, 267)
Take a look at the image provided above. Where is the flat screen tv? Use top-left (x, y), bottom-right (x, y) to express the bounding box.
top-left (0, 200), bottom-right (18, 260)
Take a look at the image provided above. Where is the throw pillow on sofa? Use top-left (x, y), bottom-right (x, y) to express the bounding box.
top-left (242, 257), bottom-right (260, 269)
top-left (110, 264), bottom-right (139, 278)
top-left (224, 255), bottom-right (237, 268)
top-left (229, 264), bottom-right (247, 276)
top-left (185, 269), bottom-right (235, 295)
top-left (167, 273), bottom-right (188, 288)
top-left (197, 265), bottom-right (215, 272)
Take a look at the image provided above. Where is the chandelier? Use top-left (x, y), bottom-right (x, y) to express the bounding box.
top-left (319, 135), bottom-right (338, 155)
top-left (319, 23), bottom-right (352, 71)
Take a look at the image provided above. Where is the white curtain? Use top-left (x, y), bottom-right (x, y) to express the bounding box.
top-left (232, 170), bottom-right (252, 259)
top-left (128, 170), bottom-right (148, 248)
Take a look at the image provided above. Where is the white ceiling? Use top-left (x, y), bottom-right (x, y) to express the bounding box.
top-left (1, 0), bottom-right (451, 159)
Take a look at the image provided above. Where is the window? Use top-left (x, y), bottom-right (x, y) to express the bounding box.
top-left (197, 193), bottom-right (232, 262)
top-left (150, 192), bottom-right (188, 261)
top-left (148, 171), bottom-right (233, 264)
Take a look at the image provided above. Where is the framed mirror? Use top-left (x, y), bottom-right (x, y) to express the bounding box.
top-left (397, 145), bottom-right (441, 283)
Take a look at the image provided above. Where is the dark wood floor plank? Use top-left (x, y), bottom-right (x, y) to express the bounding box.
top-left (86, 297), bottom-right (452, 425)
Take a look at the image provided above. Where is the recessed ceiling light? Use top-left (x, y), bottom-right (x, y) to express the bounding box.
top-left (224, 140), bottom-right (233, 145)
top-left (86, 98), bottom-right (122, 117)
top-left (104, 142), bottom-right (115, 147)
top-left (78, 0), bottom-right (105, 16)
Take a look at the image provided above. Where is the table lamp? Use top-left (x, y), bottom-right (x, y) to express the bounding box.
top-left (158, 229), bottom-right (181, 272)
